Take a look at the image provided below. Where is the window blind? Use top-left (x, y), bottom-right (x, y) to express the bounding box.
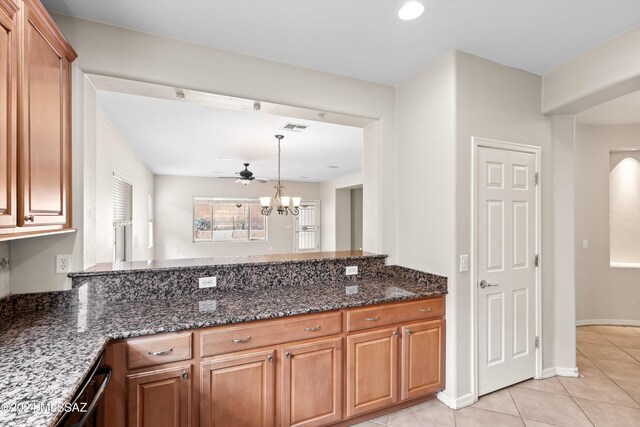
top-left (113, 174), bottom-right (133, 226)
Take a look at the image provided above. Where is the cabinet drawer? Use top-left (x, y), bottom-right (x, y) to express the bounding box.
top-left (127, 332), bottom-right (193, 370)
top-left (346, 297), bottom-right (444, 332)
top-left (201, 312), bottom-right (342, 357)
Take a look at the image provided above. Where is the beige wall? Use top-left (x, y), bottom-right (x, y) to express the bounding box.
top-left (95, 111), bottom-right (154, 263)
top-left (575, 124), bottom-right (640, 324)
top-left (395, 51), bottom-right (459, 398)
top-left (6, 14), bottom-right (395, 294)
top-left (396, 50), bottom-right (563, 404)
top-left (543, 26), bottom-right (640, 114)
top-left (320, 173), bottom-right (363, 251)
top-left (154, 175), bottom-right (320, 259)
top-left (456, 52), bottom-right (558, 398)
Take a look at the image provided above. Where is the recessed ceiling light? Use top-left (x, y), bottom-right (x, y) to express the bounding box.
top-left (300, 176), bottom-right (309, 179)
top-left (216, 156), bottom-right (233, 160)
top-left (398, 1), bottom-right (424, 20)
top-left (327, 165), bottom-right (340, 169)
top-left (211, 170), bottom-right (223, 174)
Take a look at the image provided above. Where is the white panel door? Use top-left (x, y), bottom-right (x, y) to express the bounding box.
top-left (478, 146), bottom-right (537, 396)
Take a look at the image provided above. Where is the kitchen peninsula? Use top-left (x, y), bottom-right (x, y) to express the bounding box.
top-left (0, 251), bottom-right (446, 427)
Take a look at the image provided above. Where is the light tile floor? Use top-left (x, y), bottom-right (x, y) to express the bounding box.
top-left (354, 325), bottom-right (640, 427)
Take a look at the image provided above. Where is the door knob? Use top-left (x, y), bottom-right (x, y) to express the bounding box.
top-left (479, 280), bottom-right (499, 289)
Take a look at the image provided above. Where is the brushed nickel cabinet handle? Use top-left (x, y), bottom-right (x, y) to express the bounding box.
top-left (230, 336), bottom-right (252, 343)
top-left (24, 214), bottom-right (34, 222)
top-left (419, 307), bottom-right (432, 313)
top-left (304, 325), bottom-right (322, 332)
top-left (364, 316), bottom-right (380, 322)
top-left (148, 348), bottom-right (173, 356)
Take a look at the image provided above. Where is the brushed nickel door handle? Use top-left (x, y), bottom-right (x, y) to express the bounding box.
top-left (479, 280), bottom-right (499, 289)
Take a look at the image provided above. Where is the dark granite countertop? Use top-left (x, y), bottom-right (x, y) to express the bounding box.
top-left (0, 270), bottom-right (446, 427)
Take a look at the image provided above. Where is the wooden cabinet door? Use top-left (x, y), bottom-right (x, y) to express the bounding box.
top-left (18, 0), bottom-right (74, 228)
top-left (0, 0), bottom-right (17, 231)
top-left (401, 319), bottom-right (445, 401)
top-left (127, 365), bottom-right (192, 427)
top-left (346, 327), bottom-right (398, 418)
top-left (200, 350), bottom-right (275, 427)
top-left (281, 338), bottom-right (342, 427)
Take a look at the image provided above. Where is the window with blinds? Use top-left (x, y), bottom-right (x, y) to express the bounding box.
top-left (113, 174), bottom-right (133, 226)
top-left (113, 174), bottom-right (133, 263)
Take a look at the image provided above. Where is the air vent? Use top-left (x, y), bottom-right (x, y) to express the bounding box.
top-left (280, 122), bottom-right (309, 132)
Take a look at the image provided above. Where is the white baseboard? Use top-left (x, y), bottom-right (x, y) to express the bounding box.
top-left (540, 366), bottom-right (579, 379)
top-left (437, 391), bottom-right (475, 409)
top-left (556, 367), bottom-right (579, 377)
top-left (576, 319), bottom-right (640, 327)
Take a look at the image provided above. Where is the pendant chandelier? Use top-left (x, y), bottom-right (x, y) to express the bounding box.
top-left (260, 135), bottom-right (301, 216)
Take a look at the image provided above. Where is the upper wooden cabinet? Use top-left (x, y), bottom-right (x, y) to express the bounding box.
top-left (0, 0), bottom-right (18, 234)
top-left (0, 0), bottom-right (75, 240)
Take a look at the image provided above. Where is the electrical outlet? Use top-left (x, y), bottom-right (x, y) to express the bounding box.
top-left (345, 285), bottom-right (358, 295)
top-left (346, 266), bottom-right (358, 275)
top-left (199, 276), bottom-right (217, 288)
top-left (56, 254), bottom-right (71, 274)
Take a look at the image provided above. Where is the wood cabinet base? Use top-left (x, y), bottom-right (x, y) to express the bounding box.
top-left (102, 297), bottom-right (446, 427)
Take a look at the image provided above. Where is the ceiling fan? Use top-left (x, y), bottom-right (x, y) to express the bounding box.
top-left (219, 163), bottom-right (269, 185)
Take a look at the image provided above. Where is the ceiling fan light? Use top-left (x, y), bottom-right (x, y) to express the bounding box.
top-left (239, 179), bottom-right (251, 186)
top-left (259, 197), bottom-right (271, 207)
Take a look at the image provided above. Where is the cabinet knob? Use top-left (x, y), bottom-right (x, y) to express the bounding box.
top-left (392, 331), bottom-right (398, 337)
top-left (24, 214), bottom-right (34, 222)
top-left (181, 371), bottom-right (188, 379)
top-left (285, 351), bottom-right (292, 359)
top-left (405, 329), bottom-right (412, 335)
top-left (267, 355), bottom-right (273, 362)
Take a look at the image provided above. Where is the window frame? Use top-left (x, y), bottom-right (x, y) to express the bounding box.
top-left (192, 197), bottom-right (268, 243)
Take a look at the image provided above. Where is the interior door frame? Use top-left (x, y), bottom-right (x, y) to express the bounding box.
top-left (470, 136), bottom-right (543, 402)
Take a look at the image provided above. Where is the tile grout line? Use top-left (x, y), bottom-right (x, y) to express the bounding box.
top-left (505, 387), bottom-right (527, 425)
top-left (577, 326), bottom-right (640, 416)
top-left (555, 367), bottom-right (596, 426)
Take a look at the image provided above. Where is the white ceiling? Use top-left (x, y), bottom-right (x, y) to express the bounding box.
top-left (96, 90), bottom-right (363, 182)
top-left (577, 90), bottom-right (640, 126)
top-left (42, 0), bottom-right (640, 86)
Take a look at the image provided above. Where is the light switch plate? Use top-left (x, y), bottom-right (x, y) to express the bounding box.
top-left (346, 266), bottom-right (358, 275)
top-left (459, 255), bottom-right (469, 273)
top-left (583, 239), bottom-right (589, 249)
top-left (199, 276), bottom-right (217, 288)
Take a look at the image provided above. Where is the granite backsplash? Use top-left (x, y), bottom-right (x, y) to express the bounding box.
top-left (69, 254), bottom-right (388, 304)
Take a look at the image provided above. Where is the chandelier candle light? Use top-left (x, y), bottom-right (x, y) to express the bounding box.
top-left (260, 135), bottom-right (301, 216)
